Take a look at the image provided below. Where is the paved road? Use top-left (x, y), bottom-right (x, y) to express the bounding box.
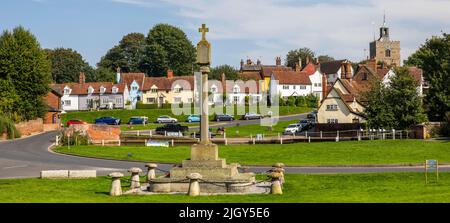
top-left (1, 131), bottom-right (449, 179)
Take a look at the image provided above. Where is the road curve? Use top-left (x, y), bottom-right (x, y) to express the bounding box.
top-left (1, 131), bottom-right (449, 179)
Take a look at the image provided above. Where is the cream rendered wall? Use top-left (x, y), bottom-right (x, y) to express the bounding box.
top-left (317, 88), bottom-right (366, 123)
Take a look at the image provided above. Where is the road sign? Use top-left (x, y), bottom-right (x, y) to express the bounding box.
top-left (425, 159), bottom-right (439, 184)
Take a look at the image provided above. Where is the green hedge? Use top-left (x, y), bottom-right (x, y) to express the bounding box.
top-left (0, 116), bottom-right (21, 139)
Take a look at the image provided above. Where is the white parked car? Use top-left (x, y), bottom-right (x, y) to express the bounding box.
top-left (156, 115), bottom-right (178, 123)
top-left (284, 124), bottom-right (302, 135)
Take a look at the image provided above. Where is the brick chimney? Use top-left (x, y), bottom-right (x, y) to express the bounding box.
top-left (345, 63), bottom-right (352, 79)
top-left (322, 73), bottom-right (328, 102)
top-left (221, 72), bottom-right (226, 84)
top-left (240, 59), bottom-right (244, 69)
top-left (167, 69), bottom-right (173, 79)
top-left (275, 57), bottom-right (281, 66)
top-left (340, 63), bottom-right (346, 79)
top-left (367, 58), bottom-right (377, 72)
top-left (79, 72), bottom-right (85, 84)
top-left (295, 62), bottom-right (301, 72)
top-left (257, 59), bottom-right (261, 65)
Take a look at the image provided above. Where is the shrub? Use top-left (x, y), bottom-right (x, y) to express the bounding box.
top-left (0, 115), bottom-right (21, 139)
top-left (60, 130), bottom-right (89, 146)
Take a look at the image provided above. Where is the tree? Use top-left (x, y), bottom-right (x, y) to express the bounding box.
top-left (285, 48), bottom-right (315, 69)
top-left (0, 26), bottom-right (52, 121)
top-left (364, 80), bottom-right (396, 129)
top-left (210, 65), bottom-right (239, 80)
top-left (365, 67), bottom-right (427, 129)
top-left (97, 32), bottom-right (145, 73)
top-left (141, 24), bottom-right (196, 76)
top-left (317, 55), bottom-right (335, 63)
top-left (45, 48), bottom-right (93, 83)
top-left (404, 33), bottom-right (450, 121)
top-left (388, 67), bottom-right (427, 129)
top-left (91, 67), bottom-right (116, 83)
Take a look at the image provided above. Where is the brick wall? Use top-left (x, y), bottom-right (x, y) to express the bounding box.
top-left (44, 91), bottom-right (61, 110)
top-left (15, 118), bottom-right (44, 136)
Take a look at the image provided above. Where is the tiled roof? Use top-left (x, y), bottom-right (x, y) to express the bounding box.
top-left (121, 73), bottom-right (146, 89)
top-left (51, 82), bottom-right (127, 95)
top-left (225, 80), bottom-right (261, 94)
top-left (240, 72), bottom-right (263, 81)
top-left (143, 76), bottom-right (195, 91)
top-left (302, 62), bottom-right (316, 75)
top-left (320, 60), bottom-right (346, 74)
top-left (241, 64), bottom-right (262, 71)
top-left (271, 70), bottom-right (312, 85)
top-left (407, 67), bottom-right (423, 85)
top-left (262, 66), bottom-right (293, 77)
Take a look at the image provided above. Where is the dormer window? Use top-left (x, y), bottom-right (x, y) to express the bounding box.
top-left (174, 85), bottom-right (182, 93)
top-left (87, 86), bottom-right (94, 94)
top-left (112, 86), bottom-right (118, 94)
top-left (210, 86), bottom-right (217, 93)
top-left (151, 86), bottom-right (158, 93)
top-left (64, 87), bottom-right (71, 95)
top-left (100, 86), bottom-right (106, 94)
top-left (362, 73), bottom-right (368, 80)
top-left (233, 85), bottom-right (240, 93)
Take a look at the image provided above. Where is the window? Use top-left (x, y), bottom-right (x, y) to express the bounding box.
top-left (64, 100), bottom-right (71, 106)
top-left (174, 87), bottom-right (182, 93)
top-left (385, 49), bottom-right (391, 57)
top-left (318, 83), bottom-right (322, 87)
top-left (151, 87), bottom-right (157, 93)
top-left (362, 73), bottom-right (368, 80)
top-left (147, 98), bottom-right (155, 103)
top-left (174, 97), bottom-right (182, 103)
top-left (100, 86), bottom-right (106, 94)
top-left (293, 85), bottom-right (296, 89)
top-left (102, 98), bottom-right (109, 104)
top-left (132, 86), bottom-right (138, 91)
top-left (116, 98), bottom-right (122, 104)
top-left (210, 87), bottom-right (217, 93)
top-left (299, 85), bottom-right (306, 89)
top-left (87, 86), bottom-right (94, 94)
top-left (283, 85), bottom-right (289, 90)
top-left (326, 104), bottom-right (338, 110)
top-left (112, 87), bottom-right (118, 94)
top-left (233, 96), bottom-right (239, 103)
top-left (327, 119), bottom-right (338, 124)
top-left (64, 88), bottom-right (70, 94)
top-left (233, 86), bottom-right (240, 93)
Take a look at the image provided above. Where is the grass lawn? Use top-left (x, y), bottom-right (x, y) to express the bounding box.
top-left (61, 106), bottom-right (313, 125)
top-left (1, 172), bottom-right (449, 202)
top-left (214, 120), bottom-right (296, 137)
top-left (55, 140), bottom-right (450, 166)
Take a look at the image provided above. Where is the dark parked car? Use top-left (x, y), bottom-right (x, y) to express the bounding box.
top-left (190, 131), bottom-right (216, 139)
top-left (95, 116), bottom-right (121, 125)
top-left (298, 119), bottom-right (314, 131)
top-left (215, 114), bottom-right (234, 122)
top-left (307, 113), bottom-right (316, 120)
top-left (155, 124), bottom-right (189, 135)
top-left (127, 116), bottom-right (148, 125)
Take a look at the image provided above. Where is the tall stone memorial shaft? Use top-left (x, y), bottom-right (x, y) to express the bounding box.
top-left (149, 24), bottom-right (255, 194)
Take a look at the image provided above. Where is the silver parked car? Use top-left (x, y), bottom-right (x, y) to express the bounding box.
top-left (156, 115), bottom-right (178, 123)
top-left (243, 112), bottom-right (263, 120)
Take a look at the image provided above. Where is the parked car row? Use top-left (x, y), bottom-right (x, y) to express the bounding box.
top-left (283, 119), bottom-right (315, 135)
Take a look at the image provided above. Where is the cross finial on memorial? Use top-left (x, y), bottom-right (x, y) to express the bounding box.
top-left (199, 24), bottom-right (209, 41)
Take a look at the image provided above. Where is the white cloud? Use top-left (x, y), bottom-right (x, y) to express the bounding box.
top-left (111, 0), bottom-right (450, 64)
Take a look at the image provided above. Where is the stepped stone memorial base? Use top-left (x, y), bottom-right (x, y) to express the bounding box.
top-left (148, 143), bottom-right (257, 193)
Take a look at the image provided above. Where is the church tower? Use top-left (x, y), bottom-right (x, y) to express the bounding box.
top-left (369, 14), bottom-right (401, 66)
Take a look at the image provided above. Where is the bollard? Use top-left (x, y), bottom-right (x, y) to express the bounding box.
top-left (144, 139), bottom-right (147, 146)
top-left (400, 131), bottom-right (402, 139)
top-left (128, 167), bottom-right (142, 189)
top-left (145, 163), bottom-right (157, 181)
top-left (224, 132), bottom-right (226, 139)
top-left (108, 172), bottom-right (124, 196)
top-left (102, 139), bottom-right (105, 146)
top-left (118, 140), bottom-right (121, 146)
top-left (268, 172), bottom-right (283, 195)
top-left (137, 130), bottom-right (140, 136)
top-left (225, 138), bottom-right (228, 145)
top-left (150, 130), bottom-right (152, 137)
top-left (278, 133), bottom-right (280, 140)
top-left (305, 131), bottom-right (308, 138)
top-left (193, 132), bottom-right (196, 139)
top-left (272, 163), bottom-right (285, 184)
top-left (280, 136), bottom-right (283, 144)
top-left (165, 131), bottom-right (167, 137)
top-left (171, 139), bottom-right (174, 147)
top-left (55, 135), bottom-right (59, 146)
top-left (308, 136), bottom-right (311, 143)
top-left (252, 138), bottom-right (255, 145)
top-left (393, 129), bottom-right (396, 140)
top-left (320, 131), bottom-right (323, 139)
top-left (187, 173), bottom-right (202, 196)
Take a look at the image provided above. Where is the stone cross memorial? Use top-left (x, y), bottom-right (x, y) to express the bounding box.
top-left (148, 24), bottom-right (256, 194)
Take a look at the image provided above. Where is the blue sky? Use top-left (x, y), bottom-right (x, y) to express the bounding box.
top-left (1, 0), bottom-right (449, 68)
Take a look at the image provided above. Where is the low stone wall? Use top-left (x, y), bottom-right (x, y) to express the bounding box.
top-left (88, 125), bottom-right (121, 145)
top-left (15, 118), bottom-right (44, 136)
top-left (43, 123), bottom-right (60, 132)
